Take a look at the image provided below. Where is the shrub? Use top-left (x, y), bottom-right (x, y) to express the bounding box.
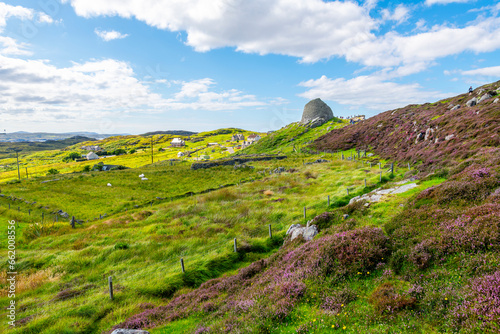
top-left (47, 168), bottom-right (59, 175)
top-left (82, 165), bottom-right (91, 172)
top-left (454, 271), bottom-right (500, 331)
top-left (114, 242), bottom-right (129, 250)
top-left (63, 152), bottom-right (80, 162)
top-left (129, 149), bottom-right (137, 154)
top-left (321, 286), bottom-right (357, 313)
top-left (112, 148), bottom-right (127, 155)
top-left (409, 238), bottom-right (437, 269)
top-left (369, 282), bottom-right (416, 315)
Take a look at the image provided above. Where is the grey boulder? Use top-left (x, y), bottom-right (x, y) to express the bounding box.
top-left (286, 224), bottom-right (318, 241)
top-left (466, 97), bottom-right (477, 107)
top-left (478, 93), bottom-right (492, 104)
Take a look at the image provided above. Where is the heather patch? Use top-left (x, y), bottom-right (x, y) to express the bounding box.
top-left (454, 271), bottom-right (500, 332)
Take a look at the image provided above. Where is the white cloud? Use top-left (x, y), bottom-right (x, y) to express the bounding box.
top-left (0, 36), bottom-right (31, 55)
top-left (61, 0), bottom-right (500, 78)
top-left (37, 12), bottom-right (54, 24)
top-left (381, 4), bottom-right (410, 25)
top-left (94, 29), bottom-right (129, 41)
top-left (461, 65), bottom-right (500, 76)
top-left (0, 2), bottom-right (33, 31)
top-left (298, 75), bottom-right (448, 112)
top-left (425, 0), bottom-right (473, 6)
top-left (64, 0), bottom-right (377, 63)
top-left (0, 46), bottom-right (269, 124)
top-left (344, 17), bottom-right (500, 72)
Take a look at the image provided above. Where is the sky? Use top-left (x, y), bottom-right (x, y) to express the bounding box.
top-left (0, 0), bottom-right (499, 135)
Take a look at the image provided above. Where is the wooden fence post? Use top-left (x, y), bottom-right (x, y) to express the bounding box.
top-left (180, 258), bottom-right (185, 273)
top-left (380, 171), bottom-right (382, 182)
top-left (391, 163), bottom-right (394, 175)
top-left (408, 162), bottom-right (411, 171)
top-left (303, 207), bottom-right (306, 220)
top-left (346, 188), bottom-right (349, 195)
top-left (108, 276), bottom-right (114, 300)
top-left (28, 209), bottom-right (31, 215)
top-left (379, 163), bottom-right (381, 169)
top-left (364, 179), bottom-right (367, 187)
top-left (269, 224), bottom-right (272, 239)
top-left (234, 238), bottom-right (238, 253)
top-left (327, 195), bottom-right (330, 207)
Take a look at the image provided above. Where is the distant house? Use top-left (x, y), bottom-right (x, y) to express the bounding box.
top-left (247, 134), bottom-right (261, 143)
top-left (231, 134), bottom-right (245, 141)
top-left (207, 142), bottom-right (218, 146)
top-left (81, 145), bottom-right (102, 151)
top-left (86, 152), bottom-right (99, 160)
top-left (171, 138), bottom-right (185, 147)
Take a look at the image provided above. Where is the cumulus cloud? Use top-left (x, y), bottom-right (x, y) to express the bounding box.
top-left (61, 0), bottom-right (500, 78)
top-left (0, 2), bottom-right (33, 31)
top-left (94, 29), bottom-right (129, 41)
top-left (461, 65), bottom-right (500, 76)
top-left (344, 17), bottom-right (500, 71)
top-left (37, 12), bottom-right (54, 24)
top-left (0, 36), bottom-right (31, 55)
top-left (63, 0), bottom-right (377, 63)
top-left (381, 4), bottom-right (410, 25)
top-left (425, 0), bottom-right (473, 6)
top-left (0, 51), bottom-right (269, 124)
top-left (298, 75), bottom-right (448, 112)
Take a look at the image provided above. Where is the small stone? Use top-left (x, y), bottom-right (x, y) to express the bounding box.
top-left (493, 98), bottom-right (499, 104)
top-left (450, 105), bottom-right (460, 111)
top-left (445, 134), bottom-right (455, 141)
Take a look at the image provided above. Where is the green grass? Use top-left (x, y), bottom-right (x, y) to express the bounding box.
top-left (0, 150), bottom-right (429, 334)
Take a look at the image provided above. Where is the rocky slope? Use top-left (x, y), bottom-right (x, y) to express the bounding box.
top-left (313, 81), bottom-right (500, 171)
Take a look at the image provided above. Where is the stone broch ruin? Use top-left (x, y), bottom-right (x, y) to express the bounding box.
top-left (300, 98), bottom-right (334, 128)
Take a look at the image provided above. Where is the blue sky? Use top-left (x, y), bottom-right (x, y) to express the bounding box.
top-left (0, 0), bottom-right (499, 134)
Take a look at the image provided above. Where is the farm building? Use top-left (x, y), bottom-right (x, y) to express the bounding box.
top-left (86, 152), bottom-right (99, 160)
top-left (231, 134), bottom-right (245, 141)
top-left (81, 145), bottom-right (102, 151)
top-left (171, 138), bottom-right (185, 147)
top-left (247, 134), bottom-right (261, 142)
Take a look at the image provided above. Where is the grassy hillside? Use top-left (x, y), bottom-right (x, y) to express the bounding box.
top-left (107, 84), bottom-right (499, 333)
top-left (241, 118), bottom-right (345, 155)
top-left (0, 152), bottom-right (420, 333)
top-left (0, 128), bottom-right (264, 183)
top-left (1, 84), bottom-right (499, 334)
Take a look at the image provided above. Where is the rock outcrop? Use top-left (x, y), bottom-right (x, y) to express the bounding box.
top-left (286, 223), bottom-right (318, 241)
top-left (300, 98), bottom-right (333, 127)
top-left (466, 97), bottom-right (477, 107)
top-left (349, 182), bottom-right (418, 205)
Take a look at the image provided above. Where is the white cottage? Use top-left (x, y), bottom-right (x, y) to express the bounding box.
top-left (86, 152), bottom-right (99, 160)
top-left (171, 138), bottom-right (185, 147)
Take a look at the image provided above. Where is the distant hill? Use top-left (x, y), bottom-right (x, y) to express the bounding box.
top-left (140, 130), bottom-right (197, 137)
top-left (0, 131), bottom-right (129, 142)
top-left (0, 136), bottom-right (94, 157)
